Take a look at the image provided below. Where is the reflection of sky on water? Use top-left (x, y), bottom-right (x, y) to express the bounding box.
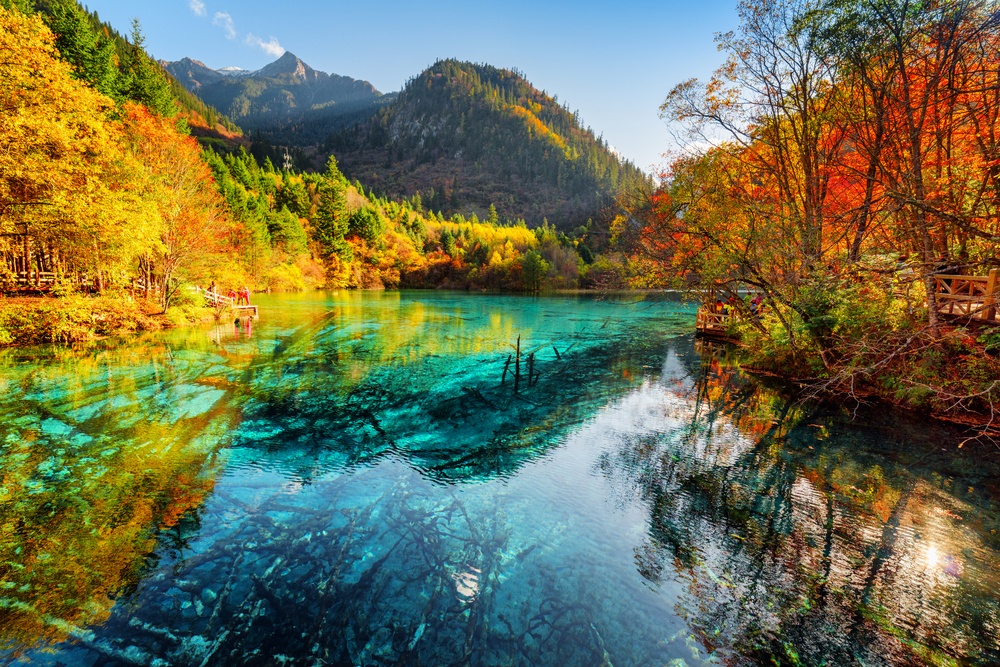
top-left (0, 292), bottom-right (998, 666)
top-left (591, 349), bottom-right (1000, 666)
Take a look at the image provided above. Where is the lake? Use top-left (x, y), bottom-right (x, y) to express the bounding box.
top-left (1, 291), bottom-right (998, 666)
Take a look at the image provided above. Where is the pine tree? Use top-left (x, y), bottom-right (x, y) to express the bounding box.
top-left (0, 0), bottom-right (32, 13)
top-left (276, 177), bottom-right (310, 218)
top-left (40, 0), bottom-right (119, 98)
top-left (268, 206), bottom-right (308, 255)
top-left (313, 156), bottom-right (351, 260)
top-left (347, 207), bottom-right (385, 244)
top-left (117, 19), bottom-right (175, 117)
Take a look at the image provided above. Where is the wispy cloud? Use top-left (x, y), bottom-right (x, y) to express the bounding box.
top-left (246, 33), bottom-right (285, 58)
top-left (202, 8), bottom-right (286, 59)
top-left (212, 11), bottom-right (236, 40)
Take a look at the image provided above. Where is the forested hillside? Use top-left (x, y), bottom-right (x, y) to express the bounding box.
top-left (0, 2), bottom-right (256, 317)
top-left (204, 150), bottom-right (599, 292)
top-left (29, 0), bottom-right (241, 139)
top-left (2, 0), bottom-right (631, 342)
top-left (330, 59), bottom-right (649, 229)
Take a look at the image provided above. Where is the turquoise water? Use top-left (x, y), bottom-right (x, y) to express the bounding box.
top-left (1, 291), bottom-right (998, 666)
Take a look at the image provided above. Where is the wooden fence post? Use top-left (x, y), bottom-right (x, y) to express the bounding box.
top-left (984, 269), bottom-right (998, 322)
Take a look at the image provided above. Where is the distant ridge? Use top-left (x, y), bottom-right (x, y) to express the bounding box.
top-left (217, 66), bottom-right (252, 77)
top-left (162, 57), bottom-right (223, 89)
top-left (163, 52), bottom-right (386, 137)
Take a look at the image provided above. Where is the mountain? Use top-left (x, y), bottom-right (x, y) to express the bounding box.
top-left (162, 57), bottom-right (224, 90)
top-left (163, 52), bottom-right (388, 140)
top-left (217, 66), bottom-right (252, 78)
top-left (165, 54), bottom-right (645, 228)
top-left (34, 3), bottom-right (242, 140)
top-left (328, 59), bottom-right (649, 229)
top-left (255, 51), bottom-right (323, 81)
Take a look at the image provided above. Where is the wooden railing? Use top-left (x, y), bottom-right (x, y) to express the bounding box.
top-left (191, 286), bottom-right (259, 317)
top-left (192, 286), bottom-right (234, 307)
top-left (15, 271), bottom-right (57, 286)
top-left (934, 269), bottom-right (998, 323)
top-left (695, 308), bottom-right (731, 334)
top-left (1, 271), bottom-right (58, 290)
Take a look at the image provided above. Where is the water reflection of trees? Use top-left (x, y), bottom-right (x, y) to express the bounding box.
top-left (6, 310), bottom-right (998, 665)
top-left (0, 293), bottom-right (696, 660)
top-left (228, 295), bottom-right (689, 483)
top-left (600, 353), bottom-right (1000, 666)
top-left (0, 341), bottom-right (231, 655)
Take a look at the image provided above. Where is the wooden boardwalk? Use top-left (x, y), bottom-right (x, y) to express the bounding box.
top-left (690, 268), bottom-right (998, 341)
top-left (934, 270), bottom-right (998, 324)
top-left (193, 286), bottom-right (259, 317)
top-left (695, 307), bottom-right (731, 335)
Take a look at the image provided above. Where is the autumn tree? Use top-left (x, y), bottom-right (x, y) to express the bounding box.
top-left (662, 0), bottom-right (846, 269)
top-left (120, 103), bottom-right (234, 309)
top-left (820, 0), bottom-right (1000, 335)
top-left (641, 0), bottom-right (1000, 426)
top-left (0, 7), bottom-right (155, 288)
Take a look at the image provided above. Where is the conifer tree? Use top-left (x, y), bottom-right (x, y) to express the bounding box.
top-left (117, 19), bottom-right (175, 117)
top-left (39, 0), bottom-right (119, 98)
top-left (268, 206), bottom-right (308, 255)
top-left (313, 156), bottom-right (351, 260)
top-left (347, 207), bottom-right (384, 244)
top-left (276, 177), bottom-right (311, 218)
top-left (0, 0), bottom-right (32, 12)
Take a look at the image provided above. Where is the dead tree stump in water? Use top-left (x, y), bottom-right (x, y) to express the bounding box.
top-left (514, 335), bottom-right (521, 395)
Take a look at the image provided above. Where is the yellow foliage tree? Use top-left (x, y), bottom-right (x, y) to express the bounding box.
top-left (0, 8), bottom-right (157, 287)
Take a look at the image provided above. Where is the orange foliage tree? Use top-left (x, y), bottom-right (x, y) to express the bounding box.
top-left (0, 8), bottom-right (155, 287)
top-left (119, 103), bottom-right (240, 309)
top-left (652, 0), bottom-right (1000, 350)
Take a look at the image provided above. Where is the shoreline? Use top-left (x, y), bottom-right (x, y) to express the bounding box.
top-left (3, 291), bottom-right (995, 442)
top-left (737, 358), bottom-right (1000, 445)
top-left (0, 293), bottom-right (216, 346)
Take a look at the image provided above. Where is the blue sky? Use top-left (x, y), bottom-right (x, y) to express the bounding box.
top-left (83, 0), bottom-right (739, 172)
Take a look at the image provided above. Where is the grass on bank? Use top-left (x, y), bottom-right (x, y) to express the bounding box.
top-left (0, 288), bottom-right (212, 346)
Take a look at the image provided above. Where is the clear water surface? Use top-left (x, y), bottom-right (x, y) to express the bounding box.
top-left (1, 291), bottom-right (998, 666)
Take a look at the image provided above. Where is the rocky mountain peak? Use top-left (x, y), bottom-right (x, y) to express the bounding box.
top-left (255, 51), bottom-right (318, 81)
